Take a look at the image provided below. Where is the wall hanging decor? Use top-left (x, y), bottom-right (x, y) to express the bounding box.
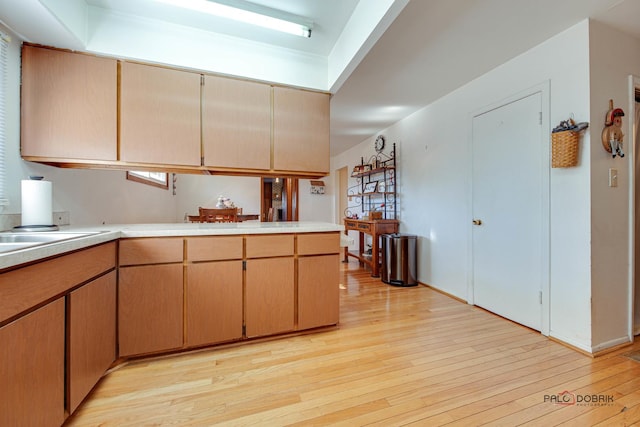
top-left (363, 181), bottom-right (378, 194)
top-left (551, 117), bottom-right (589, 168)
top-left (310, 180), bottom-right (325, 194)
top-left (601, 99), bottom-right (625, 158)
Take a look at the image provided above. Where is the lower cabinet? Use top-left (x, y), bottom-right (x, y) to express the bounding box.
top-left (0, 242), bottom-right (116, 426)
top-left (0, 298), bottom-right (65, 427)
top-left (298, 254), bottom-right (340, 330)
top-left (119, 264), bottom-right (184, 356)
top-left (68, 271), bottom-right (117, 413)
top-left (245, 257), bottom-right (295, 338)
top-left (186, 261), bottom-right (243, 347)
top-left (297, 233), bottom-right (341, 330)
top-left (0, 232), bottom-right (340, 425)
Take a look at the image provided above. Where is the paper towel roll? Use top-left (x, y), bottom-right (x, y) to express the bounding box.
top-left (21, 179), bottom-right (53, 226)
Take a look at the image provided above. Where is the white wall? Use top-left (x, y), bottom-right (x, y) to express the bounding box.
top-left (298, 179), bottom-right (334, 222)
top-left (588, 21), bottom-right (640, 350)
top-left (331, 21), bottom-right (598, 352)
top-left (175, 174), bottom-right (260, 220)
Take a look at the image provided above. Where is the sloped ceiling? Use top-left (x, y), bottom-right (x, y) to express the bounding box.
top-left (1, 0), bottom-right (639, 156)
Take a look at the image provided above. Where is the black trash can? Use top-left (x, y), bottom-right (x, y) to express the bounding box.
top-left (381, 233), bottom-right (417, 287)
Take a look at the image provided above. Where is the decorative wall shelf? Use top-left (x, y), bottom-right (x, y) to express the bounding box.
top-left (346, 143), bottom-right (397, 220)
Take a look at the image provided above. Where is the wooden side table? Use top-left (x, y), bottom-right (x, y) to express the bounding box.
top-left (343, 218), bottom-right (399, 277)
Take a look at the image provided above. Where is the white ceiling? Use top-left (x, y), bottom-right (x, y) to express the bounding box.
top-left (1, 0), bottom-right (640, 156)
top-left (331, 0), bottom-right (640, 154)
top-left (85, 0), bottom-right (360, 56)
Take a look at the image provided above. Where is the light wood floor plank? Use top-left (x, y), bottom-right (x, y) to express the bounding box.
top-left (67, 261), bottom-right (640, 426)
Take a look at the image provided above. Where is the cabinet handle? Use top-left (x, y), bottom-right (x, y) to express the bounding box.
top-left (472, 219), bottom-right (482, 226)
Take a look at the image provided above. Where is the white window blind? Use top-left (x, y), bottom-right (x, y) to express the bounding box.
top-left (0, 32), bottom-right (9, 206)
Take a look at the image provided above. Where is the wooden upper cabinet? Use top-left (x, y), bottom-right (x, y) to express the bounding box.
top-left (273, 87), bottom-right (330, 175)
top-left (119, 62), bottom-right (201, 166)
top-left (20, 44), bottom-right (330, 177)
top-left (21, 45), bottom-right (117, 161)
top-left (202, 75), bottom-right (271, 171)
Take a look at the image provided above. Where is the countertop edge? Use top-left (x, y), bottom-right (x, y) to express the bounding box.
top-left (114, 221), bottom-right (344, 237)
top-left (0, 222), bottom-right (344, 270)
top-left (0, 231), bottom-right (120, 271)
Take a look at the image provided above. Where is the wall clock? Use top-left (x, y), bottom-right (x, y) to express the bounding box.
top-left (374, 135), bottom-right (385, 153)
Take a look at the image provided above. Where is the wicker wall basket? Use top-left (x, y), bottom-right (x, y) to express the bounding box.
top-left (551, 130), bottom-right (580, 168)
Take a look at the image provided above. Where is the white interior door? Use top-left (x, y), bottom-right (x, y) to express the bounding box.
top-left (472, 92), bottom-right (544, 331)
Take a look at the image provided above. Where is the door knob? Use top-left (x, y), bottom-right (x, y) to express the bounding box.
top-left (472, 219), bottom-right (482, 226)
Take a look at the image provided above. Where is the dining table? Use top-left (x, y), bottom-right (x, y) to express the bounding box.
top-left (187, 213), bottom-right (260, 223)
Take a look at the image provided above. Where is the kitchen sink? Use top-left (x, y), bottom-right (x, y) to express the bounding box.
top-left (0, 231), bottom-right (101, 254)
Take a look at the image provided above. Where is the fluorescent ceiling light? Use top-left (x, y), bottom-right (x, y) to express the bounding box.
top-left (154, 0), bottom-right (313, 38)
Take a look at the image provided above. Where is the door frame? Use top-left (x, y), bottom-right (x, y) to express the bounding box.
top-left (466, 81), bottom-right (550, 336)
top-left (336, 166), bottom-right (348, 224)
top-left (260, 177), bottom-right (299, 221)
top-left (629, 74), bottom-right (640, 337)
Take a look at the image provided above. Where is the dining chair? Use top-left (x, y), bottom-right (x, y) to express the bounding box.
top-left (198, 207), bottom-right (238, 223)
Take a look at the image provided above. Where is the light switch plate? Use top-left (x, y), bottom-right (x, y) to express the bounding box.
top-left (609, 168), bottom-right (618, 187)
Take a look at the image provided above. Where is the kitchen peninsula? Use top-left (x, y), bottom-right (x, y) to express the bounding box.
top-left (0, 221), bottom-right (342, 426)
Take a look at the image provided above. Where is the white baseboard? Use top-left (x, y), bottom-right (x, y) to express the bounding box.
top-left (591, 335), bottom-right (633, 354)
top-left (549, 331), bottom-right (592, 354)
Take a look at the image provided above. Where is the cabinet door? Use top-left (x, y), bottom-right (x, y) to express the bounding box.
top-left (297, 233), bottom-right (340, 256)
top-left (119, 237), bottom-right (184, 266)
top-left (120, 62), bottom-right (201, 166)
top-left (246, 234), bottom-right (294, 258)
top-left (186, 236), bottom-right (243, 262)
top-left (0, 242), bottom-right (116, 323)
top-left (246, 257), bottom-right (294, 338)
top-left (0, 298), bottom-right (65, 427)
top-left (273, 87), bottom-right (329, 174)
top-left (21, 45), bottom-right (117, 161)
top-left (186, 261), bottom-right (243, 347)
top-left (68, 271), bottom-right (116, 413)
top-left (298, 255), bottom-right (340, 330)
top-left (119, 264), bottom-right (183, 356)
top-left (202, 75), bottom-right (271, 170)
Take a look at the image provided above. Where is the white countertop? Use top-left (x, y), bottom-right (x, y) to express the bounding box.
top-left (114, 221), bottom-right (343, 237)
top-left (0, 222), bottom-right (344, 270)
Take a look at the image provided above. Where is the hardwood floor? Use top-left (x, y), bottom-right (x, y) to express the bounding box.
top-left (67, 261), bottom-right (640, 426)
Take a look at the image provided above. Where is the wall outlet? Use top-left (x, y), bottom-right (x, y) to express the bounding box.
top-left (53, 211), bottom-right (70, 226)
